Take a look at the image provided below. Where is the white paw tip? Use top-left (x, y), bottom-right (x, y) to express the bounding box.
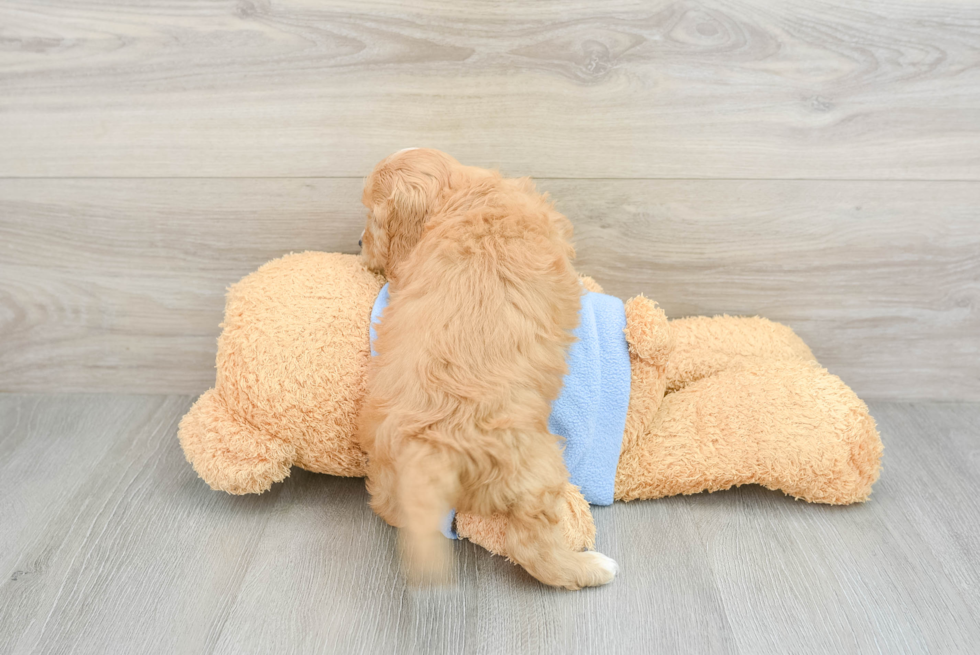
top-left (589, 551), bottom-right (619, 578)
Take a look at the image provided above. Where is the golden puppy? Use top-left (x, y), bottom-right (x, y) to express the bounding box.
top-left (357, 149), bottom-right (617, 590)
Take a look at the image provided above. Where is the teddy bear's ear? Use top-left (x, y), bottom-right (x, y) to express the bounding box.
top-left (578, 275), bottom-right (603, 294)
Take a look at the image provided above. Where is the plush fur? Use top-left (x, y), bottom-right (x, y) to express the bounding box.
top-left (357, 149), bottom-right (617, 589)
top-left (177, 255), bottom-right (883, 585)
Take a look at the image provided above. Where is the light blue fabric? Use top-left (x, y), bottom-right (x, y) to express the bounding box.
top-left (369, 283), bottom-right (389, 357)
top-left (547, 290), bottom-right (631, 506)
top-left (439, 508), bottom-right (458, 541)
top-left (369, 283), bottom-right (631, 539)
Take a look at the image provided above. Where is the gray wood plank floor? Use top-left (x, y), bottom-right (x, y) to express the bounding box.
top-left (1, 394), bottom-right (978, 655)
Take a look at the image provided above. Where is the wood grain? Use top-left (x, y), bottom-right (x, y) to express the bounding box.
top-left (0, 394), bottom-right (279, 654)
top-left (1, 0), bottom-right (978, 178)
top-left (1, 394), bottom-right (978, 654)
top-left (0, 178), bottom-right (365, 394)
top-left (1, 178), bottom-right (977, 399)
top-left (542, 178), bottom-right (980, 402)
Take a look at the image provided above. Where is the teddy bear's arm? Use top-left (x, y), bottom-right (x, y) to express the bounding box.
top-left (578, 275), bottom-right (603, 294)
top-left (179, 388), bottom-right (297, 495)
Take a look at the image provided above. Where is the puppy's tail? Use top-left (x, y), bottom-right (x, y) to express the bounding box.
top-left (397, 439), bottom-right (458, 586)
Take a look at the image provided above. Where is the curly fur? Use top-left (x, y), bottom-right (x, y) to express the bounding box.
top-left (356, 149), bottom-right (617, 589)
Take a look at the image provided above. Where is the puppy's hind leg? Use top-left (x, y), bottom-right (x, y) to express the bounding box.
top-left (366, 454), bottom-right (402, 528)
top-left (506, 477), bottom-right (618, 590)
top-left (396, 438), bottom-right (459, 586)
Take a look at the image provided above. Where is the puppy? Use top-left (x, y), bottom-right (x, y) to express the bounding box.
top-left (357, 149), bottom-right (617, 589)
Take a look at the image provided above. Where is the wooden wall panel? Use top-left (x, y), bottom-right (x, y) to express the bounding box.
top-left (0, 178), bottom-right (364, 393)
top-left (2, 178), bottom-right (977, 399)
top-left (542, 179), bottom-right (980, 401)
top-left (1, 0), bottom-right (978, 179)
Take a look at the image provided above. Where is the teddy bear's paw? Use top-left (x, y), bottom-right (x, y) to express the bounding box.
top-left (178, 389), bottom-right (296, 495)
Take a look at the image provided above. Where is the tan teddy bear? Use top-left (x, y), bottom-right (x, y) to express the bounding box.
top-left (178, 251), bottom-right (882, 556)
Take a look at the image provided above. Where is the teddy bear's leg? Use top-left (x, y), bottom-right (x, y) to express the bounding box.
top-left (666, 315), bottom-right (816, 393)
top-left (615, 360), bottom-right (882, 505)
top-left (178, 389), bottom-right (296, 495)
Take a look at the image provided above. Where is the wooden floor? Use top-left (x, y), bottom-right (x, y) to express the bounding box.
top-left (0, 394), bottom-right (977, 655)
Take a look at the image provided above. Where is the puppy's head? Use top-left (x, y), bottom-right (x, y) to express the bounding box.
top-left (360, 148), bottom-right (462, 278)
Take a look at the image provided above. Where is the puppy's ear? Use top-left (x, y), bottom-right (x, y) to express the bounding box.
top-left (377, 181), bottom-right (430, 277)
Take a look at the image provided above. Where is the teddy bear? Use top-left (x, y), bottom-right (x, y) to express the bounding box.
top-left (178, 251), bottom-right (882, 556)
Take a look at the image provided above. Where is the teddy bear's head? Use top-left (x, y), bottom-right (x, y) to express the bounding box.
top-left (179, 252), bottom-right (384, 493)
